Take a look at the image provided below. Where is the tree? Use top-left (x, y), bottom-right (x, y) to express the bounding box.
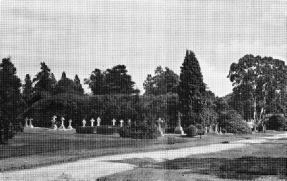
top-left (74, 74), bottom-right (84, 94)
top-left (0, 57), bottom-right (22, 144)
top-left (143, 66), bottom-right (179, 95)
top-left (85, 65), bottom-right (139, 95)
top-left (227, 55), bottom-right (287, 126)
top-left (33, 62), bottom-right (56, 93)
top-left (84, 69), bottom-right (106, 95)
top-left (178, 50), bottom-right (206, 127)
top-left (22, 74), bottom-right (33, 102)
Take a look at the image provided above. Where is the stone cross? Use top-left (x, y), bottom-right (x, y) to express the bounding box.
top-left (25, 117), bottom-right (29, 127)
top-left (68, 119), bottom-right (73, 130)
top-left (82, 119), bottom-right (86, 127)
top-left (51, 115), bottom-right (57, 130)
top-left (120, 120), bottom-right (124, 127)
top-left (29, 118), bottom-right (34, 128)
top-left (58, 117), bottom-right (66, 130)
top-left (157, 118), bottom-right (164, 136)
top-left (90, 118), bottom-right (95, 127)
top-left (174, 112), bottom-right (184, 135)
top-left (97, 117), bottom-right (101, 126)
top-left (112, 119), bottom-right (116, 126)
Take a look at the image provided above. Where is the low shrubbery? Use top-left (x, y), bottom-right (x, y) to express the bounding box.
top-left (185, 125), bottom-right (197, 137)
top-left (195, 124), bottom-right (204, 135)
top-left (219, 110), bottom-right (251, 134)
top-left (266, 115), bottom-right (287, 131)
top-left (96, 125), bottom-right (120, 135)
top-left (75, 126), bottom-right (96, 134)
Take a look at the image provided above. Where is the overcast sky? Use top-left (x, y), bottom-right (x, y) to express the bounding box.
top-left (1, 0), bottom-right (286, 97)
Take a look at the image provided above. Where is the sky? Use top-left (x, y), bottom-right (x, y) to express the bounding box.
top-left (1, 0), bottom-right (286, 97)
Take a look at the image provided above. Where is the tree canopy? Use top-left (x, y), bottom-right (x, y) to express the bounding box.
top-left (143, 66), bottom-right (179, 95)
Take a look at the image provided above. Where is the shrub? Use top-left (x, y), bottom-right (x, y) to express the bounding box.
top-left (96, 125), bottom-right (120, 135)
top-left (119, 125), bottom-right (132, 138)
top-left (266, 115), bottom-right (287, 131)
top-left (221, 128), bottom-right (227, 133)
top-left (219, 110), bottom-right (252, 134)
top-left (75, 126), bottom-right (96, 134)
top-left (185, 125), bottom-right (197, 137)
top-left (195, 124), bottom-right (204, 135)
top-left (130, 120), bottom-right (160, 139)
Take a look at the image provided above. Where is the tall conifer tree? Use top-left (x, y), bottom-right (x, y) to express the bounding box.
top-left (178, 50), bottom-right (206, 126)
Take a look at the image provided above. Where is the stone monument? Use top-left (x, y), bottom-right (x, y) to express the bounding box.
top-left (25, 117), bottom-right (29, 127)
top-left (90, 118), bottom-right (95, 127)
top-left (219, 127), bottom-right (222, 134)
top-left (128, 119), bottom-right (131, 125)
top-left (29, 118), bottom-right (34, 128)
top-left (120, 120), bottom-right (124, 127)
top-left (82, 119), bottom-right (86, 127)
top-left (58, 117), bottom-right (66, 130)
top-left (112, 119), bottom-right (116, 126)
top-left (156, 118), bottom-right (164, 136)
top-left (97, 117), bottom-right (101, 126)
top-left (67, 119), bottom-right (73, 130)
top-left (51, 115), bottom-right (57, 130)
top-left (174, 112), bottom-right (185, 135)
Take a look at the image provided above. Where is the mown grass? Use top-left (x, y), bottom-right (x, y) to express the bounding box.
top-left (99, 132), bottom-right (287, 181)
top-left (0, 129), bottom-right (283, 173)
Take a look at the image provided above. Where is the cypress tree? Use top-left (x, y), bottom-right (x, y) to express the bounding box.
top-left (178, 50), bottom-right (206, 127)
top-left (22, 74), bottom-right (33, 102)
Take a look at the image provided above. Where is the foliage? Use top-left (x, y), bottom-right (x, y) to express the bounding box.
top-left (266, 115), bottom-right (287, 131)
top-left (54, 72), bottom-right (84, 95)
top-left (22, 74), bottom-right (33, 103)
top-left (85, 65), bottom-right (139, 95)
top-left (195, 124), bottom-right (204, 135)
top-left (96, 125), bottom-right (120, 135)
top-left (33, 62), bottom-right (56, 93)
top-left (178, 50), bottom-right (206, 127)
top-left (185, 125), bottom-right (197, 137)
top-left (119, 125), bottom-right (132, 138)
top-left (219, 110), bottom-right (251, 134)
top-left (227, 55), bottom-right (287, 124)
top-left (201, 90), bottom-right (218, 127)
top-left (131, 119), bottom-right (160, 139)
top-left (0, 57), bottom-right (23, 143)
top-left (143, 66), bottom-right (179, 95)
top-left (75, 126), bottom-right (96, 134)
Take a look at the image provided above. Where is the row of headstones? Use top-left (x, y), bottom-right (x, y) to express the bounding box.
top-left (205, 124), bottom-right (223, 134)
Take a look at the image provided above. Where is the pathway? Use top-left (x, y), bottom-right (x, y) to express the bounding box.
top-left (1, 133), bottom-right (286, 181)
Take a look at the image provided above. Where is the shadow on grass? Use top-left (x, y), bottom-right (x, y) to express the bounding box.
top-left (158, 157), bottom-right (287, 180)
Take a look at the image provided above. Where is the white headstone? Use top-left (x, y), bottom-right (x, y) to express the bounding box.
top-left (157, 118), bottom-right (164, 136)
top-left (25, 117), bottom-right (29, 127)
top-left (90, 118), bottom-right (95, 127)
top-left (67, 119), bottom-right (73, 130)
top-left (174, 112), bottom-right (185, 135)
top-left (219, 127), bottom-right (222, 134)
top-left (120, 120), bottom-right (124, 127)
top-left (82, 119), bottom-right (86, 127)
top-left (51, 115), bottom-right (58, 130)
top-left (215, 124), bottom-right (218, 134)
top-left (29, 118), bottom-right (34, 128)
top-left (128, 119), bottom-right (131, 125)
top-left (112, 119), bottom-right (116, 126)
top-left (97, 117), bottom-right (101, 126)
top-left (58, 117), bottom-right (66, 130)
top-left (205, 127), bottom-right (208, 134)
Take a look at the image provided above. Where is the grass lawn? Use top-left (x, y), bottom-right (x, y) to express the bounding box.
top-left (0, 128), bottom-right (283, 173)
top-left (99, 132), bottom-right (287, 181)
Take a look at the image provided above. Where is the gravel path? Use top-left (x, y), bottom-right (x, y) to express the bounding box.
top-left (1, 133), bottom-right (286, 181)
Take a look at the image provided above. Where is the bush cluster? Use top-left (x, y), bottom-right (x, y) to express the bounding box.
top-left (195, 124), bottom-right (204, 135)
top-left (266, 115), bottom-right (287, 131)
top-left (75, 126), bottom-right (96, 134)
top-left (185, 125), bottom-right (197, 137)
top-left (219, 110), bottom-right (251, 134)
top-left (96, 125), bottom-right (120, 135)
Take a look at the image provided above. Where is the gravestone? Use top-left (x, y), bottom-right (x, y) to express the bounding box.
top-left (112, 119), bottom-right (116, 126)
top-left (58, 117), bottom-right (66, 130)
top-left (157, 118), bottom-right (164, 136)
top-left (205, 127), bottom-right (208, 134)
top-left (219, 127), bottom-right (222, 134)
top-left (51, 115), bottom-right (58, 130)
top-left (67, 119), bottom-right (73, 130)
top-left (25, 118), bottom-right (29, 127)
top-left (29, 118), bottom-right (34, 128)
top-left (214, 124), bottom-right (219, 134)
top-left (82, 119), bottom-right (86, 127)
top-left (209, 125), bottom-right (213, 133)
top-left (97, 117), bottom-right (101, 126)
top-left (128, 119), bottom-right (131, 125)
top-left (120, 120), bottom-right (124, 127)
top-left (90, 118), bottom-right (95, 127)
top-left (174, 112), bottom-right (185, 135)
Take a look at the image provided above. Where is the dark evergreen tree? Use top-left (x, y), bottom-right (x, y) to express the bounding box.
top-left (143, 66), bottom-right (179, 95)
top-left (33, 62), bottom-right (56, 93)
top-left (0, 57), bottom-right (22, 144)
top-left (22, 74), bottom-right (33, 102)
top-left (84, 68), bottom-right (106, 95)
top-left (178, 50), bottom-right (206, 127)
top-left (74, 74), bottom-right (84, 94)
